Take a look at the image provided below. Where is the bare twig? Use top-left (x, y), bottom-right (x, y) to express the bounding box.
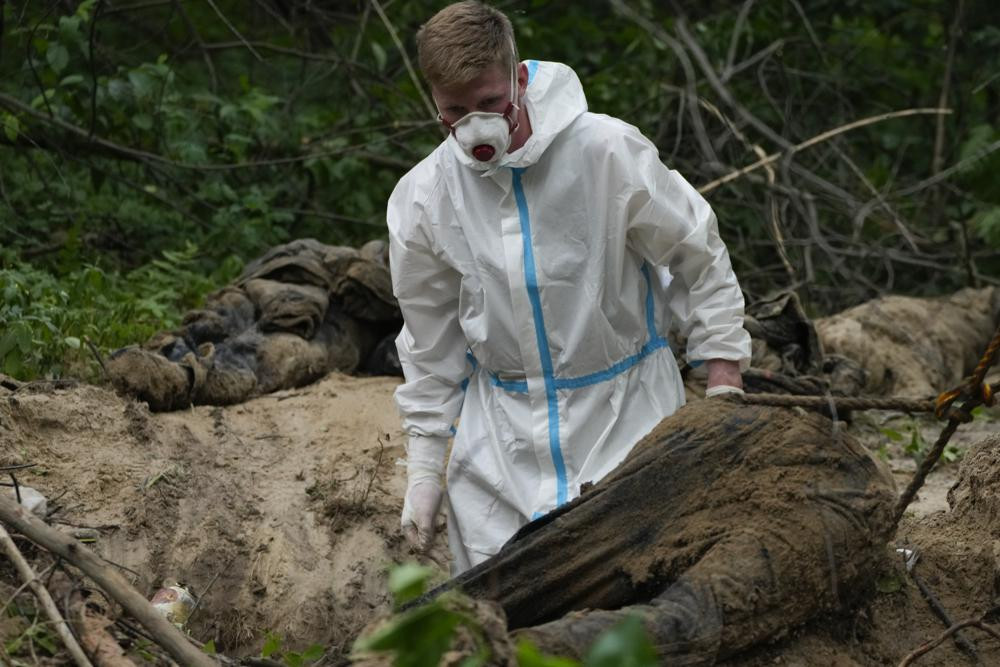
top-left (609, 0), bottom-right (719, 166)
top-left (898, 612), bottom-right (1000, 666)
top-left (173, 0), bottom-right (218, 93)
top-left (84, 337), bottom-right (108, 379)
top-left (0, 523), bottom-right (94, 667)
top-left (931, 0), bottom-right (964, 183)
top-left (203, 0), bottom-right (262, 61)
top-left (0, 494), bottom-right (217, 667)
top-left (370, 0), bottom-right (437, 120)
top-left (673, 9), bottom-right (792, 151)
top-left (699, 108), bottom-right (952, 194)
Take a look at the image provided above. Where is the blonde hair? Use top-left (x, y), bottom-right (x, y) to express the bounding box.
top-left (416, 1), bottom-right (518, 88)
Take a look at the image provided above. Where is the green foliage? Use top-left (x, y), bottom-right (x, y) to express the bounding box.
top-left (355, 564), bottom-right (660, 667)
top-left (259, 632), bottom-right (325, 666)
top-left (882, 420), bottom-right (961, 465)
top-left (353, 563), bottom-right (479, 667)
top-left (4, 600), bottom-right (60, 661)
top-left (1, 0), bottom-right (999, 378)
top-left (0, 243), bottom-right (240, 380)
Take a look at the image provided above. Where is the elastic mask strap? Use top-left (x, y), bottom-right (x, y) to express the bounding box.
top-left (505, 36), bottom-right (520, 134)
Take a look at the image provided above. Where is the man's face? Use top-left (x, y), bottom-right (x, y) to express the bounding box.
top-left (432, 62), bottom-right (523, 126)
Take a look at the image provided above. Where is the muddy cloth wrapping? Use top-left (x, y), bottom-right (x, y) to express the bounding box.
top-left (107, 239), bottom-right (402, 411)
top-left (427, 400), bottom-right (896, 665)
top-left (816, 286), bottom-right (1000, 398)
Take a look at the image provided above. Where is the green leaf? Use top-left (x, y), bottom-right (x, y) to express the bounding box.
top-left (973, 207), bottom-right (1000, 247)
top-left (353, 603), bottom-right (461, 667)
top-left (47, 43), bottom-right (69, 73)
top-left (261, 632), bottom-right (282, 658)
top-left (58, 15), bottom-right (82, 45)
top-left (583, 615), bottom-right (658, 667)
top-left (60, 73), bottom-right (85, 87)
top-left (300, 644), bottom-right (324, 662)
top-left (517, 640), bottom-right (581, 667)
top-left (388, 563), bottom-right (434, 607)
top-left (202, 640), bottom-right (216, 655)
top-left (64, 336), bottom-right (81, 349)
top-left (875, 574), bottom-right (903, 594)
top-left (372, 41), bottom-right (388, 72)
top-left (1, 113), bottom-right (19, 142)
top-left (128, 69), bottom-right (156, 101)
top-left (880, 428), bottom-right (903, 442)
top-left (132, 113), bottom-right (154, 131)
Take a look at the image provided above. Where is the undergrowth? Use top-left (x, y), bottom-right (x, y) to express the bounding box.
top-left (0, 243), bottom-right (241, 382)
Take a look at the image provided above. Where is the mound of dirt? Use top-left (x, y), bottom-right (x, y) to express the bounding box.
top-left (3, 338), bottom-right (1000, 665)
top-left (0, 373), bottom-right (438, 661)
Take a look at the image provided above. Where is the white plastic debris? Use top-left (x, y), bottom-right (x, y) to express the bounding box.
top-left (8, 485), bottom-right (47, 517)
top-left (150, 583), bottom-right (197, 628)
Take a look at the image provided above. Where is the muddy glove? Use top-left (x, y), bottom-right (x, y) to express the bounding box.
top-left (401, 435), bottom-right (447, 553)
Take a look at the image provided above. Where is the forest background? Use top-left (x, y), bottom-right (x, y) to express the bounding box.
top-left (1, 0), bottom-right (999, 382)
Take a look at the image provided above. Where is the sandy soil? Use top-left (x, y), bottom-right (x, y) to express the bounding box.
top-left (1, 372), bottom-right (999, 666)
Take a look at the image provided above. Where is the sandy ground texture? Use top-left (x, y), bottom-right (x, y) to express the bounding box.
top-left (2, 370), bottom-right (1000, 666)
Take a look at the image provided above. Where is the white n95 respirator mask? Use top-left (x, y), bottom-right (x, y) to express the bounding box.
top-left (439, 55), bottom-right (521, 170)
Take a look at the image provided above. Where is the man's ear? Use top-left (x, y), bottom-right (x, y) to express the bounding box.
top-left (517, 62), bottom-right (529, 96)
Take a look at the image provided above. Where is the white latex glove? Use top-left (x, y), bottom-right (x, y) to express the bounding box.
top-left (400, 435), bottom-right (447, 553)
top-left (401, 481), bottom-right (443, 552)
top-left (705, 384), bottom-right (744, 398)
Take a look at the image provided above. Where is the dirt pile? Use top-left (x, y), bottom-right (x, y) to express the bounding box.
top-left (0, 373), bottom-right (430, 662)
top-left (3, 373), bottom-right (1000, 665)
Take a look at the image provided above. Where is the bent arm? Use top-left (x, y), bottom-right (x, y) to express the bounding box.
top-left (622, 129), bottom-right (751, 379)
top-left (389, 200), bottom-right (470, 482)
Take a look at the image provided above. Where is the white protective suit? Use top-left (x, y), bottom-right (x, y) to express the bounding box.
top-left (388, 60), bottom-right (751, 573)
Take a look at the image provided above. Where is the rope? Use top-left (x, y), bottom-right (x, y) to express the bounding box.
top-left (893, 323), bottom-right (1000, 525)
top-left (739, 393), bottom-right (937, 414)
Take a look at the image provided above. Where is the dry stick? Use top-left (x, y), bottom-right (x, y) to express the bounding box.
top-left (699, 98), bottom-right (795, 280)
top-left (203, 0), bottom-right (262, 62)
top-left (674, 10), bottom-right (792, 151)
top-left (0, 495), bottom-right (217, 667)
top-left (698, 108), bottom-right (951, 194)
top-left (898, 615), bottom-right (1000, 667)
top-left (608, 0), bottom-right (718, 164)
top-left (370, 0), bottom-right (437, 121)
top-left (173, 0), bottom-right (219, 93)
top-left (931, 0), bottom-right (964, 192)
top-left (0, 523), bottom-right (94, 667)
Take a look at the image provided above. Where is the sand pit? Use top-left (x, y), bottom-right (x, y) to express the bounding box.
top-left (3, 374), bottom-right (1000, 666)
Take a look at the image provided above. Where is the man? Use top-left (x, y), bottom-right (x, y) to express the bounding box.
top-left (388, 1), bottom-right (750, 574)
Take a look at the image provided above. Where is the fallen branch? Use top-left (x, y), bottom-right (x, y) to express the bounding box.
top-left (0, 494), bottom-right (217, 667)
top-left (698, 108), bottom-right (952, 194)
top-left (0, 522), bottom-right (93, 667)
